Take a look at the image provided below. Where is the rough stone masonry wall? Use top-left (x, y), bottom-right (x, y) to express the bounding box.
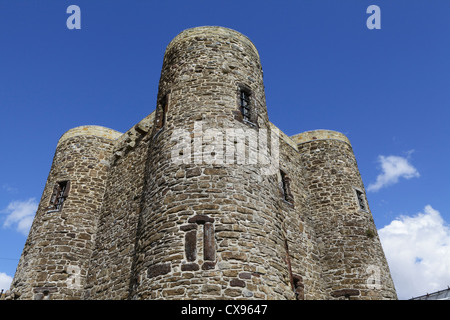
top-left (275, 130), bottom-right (327, 300)
top-left (130, 26), bottom-right (294, 300)
top-left (84, 114), bottom-right (154, 299)
top-left (9, 128), bottom-right (118, 300)
top-left (297, 134), bottom-right (397, 299)
top-left (8, 26), bottom-right (397, 301)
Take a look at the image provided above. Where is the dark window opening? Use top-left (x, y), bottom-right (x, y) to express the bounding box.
top-left (240, 89), bottom-right (251, 123)
top-left (293, 274), bottom-right (305, 300)
top-left (355, 188), bottom-right (367, 211)
top-left (48, 180), bottom-right (70, 212)
top-left (280, 170), bottom-right (294, 204)
top-left (181, 215), bottom-right (216, 270)
top-left (156, 95), bottom-right (168, 130)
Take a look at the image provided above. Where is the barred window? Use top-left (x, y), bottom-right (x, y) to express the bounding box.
top-left (48, 180), bottom-right (70, 212)
top-left (240, 89), bottom-right (251, 122)
top-left (354, 188), bottom-right (367, 211)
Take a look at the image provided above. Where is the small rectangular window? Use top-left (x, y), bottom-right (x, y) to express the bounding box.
top-left (156, 95), bottom-right (168, 130)
top-left (240, 89), bottom-right (251, 122)
top-left (48, 181), bottom-right (70, 212)
top-left (354, 188), bottom-right (367, 211)
top-left (280, 170), bottom-right (294, 204)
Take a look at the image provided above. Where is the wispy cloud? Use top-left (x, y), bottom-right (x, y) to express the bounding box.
top-left (367, 153), bottom-right (419, 192)
top-left (379, 205), bottom-right (450, 299)
top-left (0, 272), bottom-right (13, 291)
top-left (1, 198), bottom-right (38, 236)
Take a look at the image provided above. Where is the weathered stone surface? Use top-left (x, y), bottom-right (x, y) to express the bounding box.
top-left (239, 272), bottom-right (252, 280)
top-left (331, 289), bottom-right (360, 298)
top-left (7, 26), bottom-right (397, 301)
top-left (162, 287), bottom-right (185, 297)
top-left (201, 261), bottom-right (216, 270)
top-left (230, 278), bottom-right (246, 288)
top-left (180, 224), bottom-right (197, 232)
top-left (147, 263), bottom-right (171, 279)
top-left (185, 230), bottom-right (197, 262)
top-left (188, 215), bottom-right (214, 224)
top-left (224, 288), bottom-right (242, 297)
top-left (203, 223), bottom-right (215, 261)
top-left (181, 263), bottom-right (200, 272)
top-left (186, 167), bottom-right (201, 178)
top-left (201, 284), bottom-right (221, 295)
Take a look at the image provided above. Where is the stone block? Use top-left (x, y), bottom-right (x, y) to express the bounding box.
top-left (147, 263), bottom-right (171, 278)
top-left (181, 263), bottom-right (200, 272)
top-left (185, 230), bottom-right (197, 262)
top-left (230, 278), bottom-right (246, 288)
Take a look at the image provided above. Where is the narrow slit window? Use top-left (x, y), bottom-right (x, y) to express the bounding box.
top-left (280, 170), bottom-right (294, 203)
top-left (156, 95), bottom-right (168, 130)
top-left (293, 275), bottom-right (305, 300)
top-left (355, 188), bottom-right (367, 211)
top-left (240, 89), bottom-right (251, 122)
top-left (48, 180), bottom-right (70, 212)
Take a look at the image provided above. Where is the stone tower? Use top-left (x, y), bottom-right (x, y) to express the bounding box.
top-left (130, 26), bottom-right (292, 300)
top-left (293, 130), bottom-right (396, 299)
top-left (7, 26), bottom-right (397, 300)
top-left (9, 126), bottom-right (121, 300)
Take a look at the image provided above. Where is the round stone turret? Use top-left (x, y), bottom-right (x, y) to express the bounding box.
top-left (291, 129), bottom-right (351, 146)
top-left (130, 26), bottom-right (292, 299)
top-left (297, 130), bottom-right (397, 299)
top-left (8, 26), bottom-right (397, 300)
top-left (9, 126), bottom-right (120, 300)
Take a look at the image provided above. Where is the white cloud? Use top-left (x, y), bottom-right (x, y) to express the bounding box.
top-left (1, 198), bottom-right (38, 236)
top-left (0, 272), bottom-right (13, 292)
top-left (379, 205), bottom-right (450, 299)
top-left (367, 154), bottom-right (419, 192)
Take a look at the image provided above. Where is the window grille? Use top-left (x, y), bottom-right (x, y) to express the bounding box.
top-left (48, 181), bottom-right (70, 212)
top-left (355, 188), bottom-right (367, 211)
top-left (240, 90), bottom-right (251, 122)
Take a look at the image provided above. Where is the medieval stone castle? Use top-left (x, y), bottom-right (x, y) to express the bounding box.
top-left (7, 26), bottom-right (397, 300)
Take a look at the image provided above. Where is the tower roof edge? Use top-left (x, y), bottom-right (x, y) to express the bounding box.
top-left (165, 26), bottom-right (260, 59)
top-left (290, 129), bottom-right (351, 146)
top-left (57, 125), bottom-right (123, 145)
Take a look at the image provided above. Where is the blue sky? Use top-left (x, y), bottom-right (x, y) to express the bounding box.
top-left (1, 0), bottom-right (449, 299)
